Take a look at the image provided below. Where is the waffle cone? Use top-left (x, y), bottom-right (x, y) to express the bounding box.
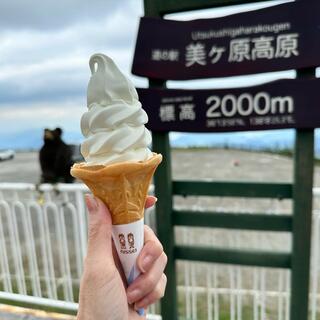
top-left (70, 153), bottom-right (162, 225)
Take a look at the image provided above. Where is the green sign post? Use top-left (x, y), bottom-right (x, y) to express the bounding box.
top-left (138, 1), bottom-right (315, 319)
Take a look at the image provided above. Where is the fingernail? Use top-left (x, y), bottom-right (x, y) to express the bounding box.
top-left (127, 289), bottom-right (141, 304)
top-left (85, 194), bottom-right (98, 213)
top-left (135, 298), bottom-right (148, 309)
top-left (136, 307), bottom-right (145, 316)
top-left (141, 255), bottom-right (153, 272)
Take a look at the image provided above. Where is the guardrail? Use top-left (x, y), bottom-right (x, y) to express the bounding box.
top-left (0, 183), bottom-right (159, 319)
top-left (1, 183), bottom-right (320, 319)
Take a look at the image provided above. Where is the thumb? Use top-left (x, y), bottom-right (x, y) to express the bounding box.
top-left (85, 194), bottom-right (114, 267)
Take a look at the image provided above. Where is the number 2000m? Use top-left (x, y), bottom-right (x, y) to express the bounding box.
top-left (206, 92), bottom-right (294, 118)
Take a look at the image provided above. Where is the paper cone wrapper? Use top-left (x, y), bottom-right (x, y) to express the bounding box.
top-left (112, 218), bottom-right (145, 316)
top-left (70, 153), bottom-right (162, 225)
top-left (112, 218), bottom-right (144, 282)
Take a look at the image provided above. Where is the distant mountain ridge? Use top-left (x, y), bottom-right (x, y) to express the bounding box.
top-left (1, 128), bottom-right (320, 156)
top-left (171, 130), bottom-right (294, 150)
top-left (0, 129), bottom-right (83, 150)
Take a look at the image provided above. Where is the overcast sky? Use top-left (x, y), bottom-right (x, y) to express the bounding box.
top-left (0, 0), bottom-right (146, 140)
top-left (0, 0), bottom-right (292, 146)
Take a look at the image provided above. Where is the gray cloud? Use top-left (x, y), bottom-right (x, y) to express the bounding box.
top-left (0, 0), bottom-right (138, 31)
top-left (0, 2), bottom-right (144, 106)
top-left (0, 101), bottom-right (84, 138)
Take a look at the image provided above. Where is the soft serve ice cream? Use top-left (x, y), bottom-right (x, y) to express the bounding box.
top-left (71, 54), bottom-right (162, 317)
top-left (80, 53), bottom-right (153, 165)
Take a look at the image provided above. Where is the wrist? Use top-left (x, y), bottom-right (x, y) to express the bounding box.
top-left (77, 310), bottom-right (94, 320)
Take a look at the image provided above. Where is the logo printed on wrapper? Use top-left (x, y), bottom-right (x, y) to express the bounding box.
top-left (119, 233), bottom-right (126, 250)
top-left (128, 233), bottom-right (135, 249)
top-left (118, 232), bottom-right (137, 254)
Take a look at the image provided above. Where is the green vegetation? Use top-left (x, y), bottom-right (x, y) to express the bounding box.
top-left (177, 292), bottom-right (270, 320)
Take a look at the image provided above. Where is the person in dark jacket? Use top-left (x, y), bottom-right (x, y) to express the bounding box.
top-left (39, 128), bottom-right (74, 183)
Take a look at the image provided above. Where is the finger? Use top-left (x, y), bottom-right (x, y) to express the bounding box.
top-left (144, 196), bottom-right (157, 209)
top-left (134, 274), bottom-right (167, 309)
top-left (127, 252), bottom-right (167, 304)
top-left (137, 225), bottom-right (163, 273)
top-left (112, 239), bottom-right (127, 286)
top-left (85, 195), bottom-right (114, 267)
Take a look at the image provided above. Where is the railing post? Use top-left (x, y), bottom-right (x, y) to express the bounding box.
top-left (143, 2), bottom-right (178, 317)
top-left (152, 131), bottom-right (177, 320)
top-left (290, 129), bottom-right (314, 320)
top-left (290, 67), bottom-right (315, 320)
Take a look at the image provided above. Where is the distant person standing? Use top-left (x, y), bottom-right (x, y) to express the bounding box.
top-left (39, 128), bottom-right (74, 183)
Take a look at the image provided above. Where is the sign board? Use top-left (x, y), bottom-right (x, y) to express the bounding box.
top-left (132, 1), bottom-right (320, 80)
top-left (138, 78), bottom-right (320, 132)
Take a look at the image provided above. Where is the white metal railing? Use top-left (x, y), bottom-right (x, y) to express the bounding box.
top-left (0, 183), bottom-right (160, 319)
top-left (174, 192), bottom-right (320, 320)
top-left (1, 183), bottom-right (320, 319)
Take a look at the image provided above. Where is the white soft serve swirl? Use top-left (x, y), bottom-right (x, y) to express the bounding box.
top-left (80, 54), bottom-right (152, 165)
